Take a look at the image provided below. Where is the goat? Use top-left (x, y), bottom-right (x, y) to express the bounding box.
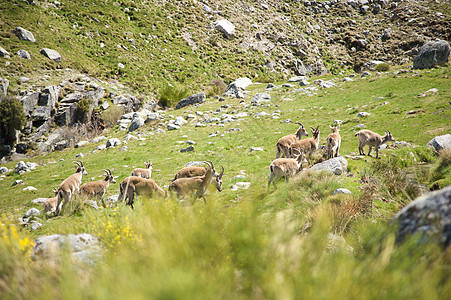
top-left (43, 188), bottom-right (59, 215)
top-left (355, 129), bottom-right (395, 158)
top-left (290, 126), bottom-right (320, 165)
top-left (268, 148), bottom-right (305, 189)
top-left (275, 122), bottom-right (309, 158)
top-left (79, 169), bottom-right (116, 207)
top-left (168, 161), bottom-right (224, 204)
top-left (172, 160), bottom-right (219, 181)
top-left (118, 176), bottom-right (165, 209)
top-left (55, 160), bottom-right (87, 216)
top-left (131, 161), bottom-right (153, 179)
top-left (326, 125), bottom-right (341, 159)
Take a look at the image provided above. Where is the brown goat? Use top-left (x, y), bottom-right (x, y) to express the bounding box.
top-left (290, 126), bottom-right (320, 165)
top-left (79, 169), bottom-right (116, 207)
top-left (275, 122), bottom-right (309, 158)
top-left (355, 129), bottom-right (395, 158)
top-left (55, 161), bottom-right (87, 216)
top-left (118, 176), bottom-right (165, 209)
top-left (131, 161), bottom-right (152, 179)
top-left (326, 125), bottom-right (341, 159)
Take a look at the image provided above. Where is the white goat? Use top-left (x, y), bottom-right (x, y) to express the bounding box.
top-left (290, 126), bottom-right (320, 165)
top-left (118, 176), bottom-right (165, 209)
top-left (55, 161), bottom-right (87, 216)
top-left (355, 129), bottom-right (395, 158)
top-left (268, 148), bottom-right (305, 189)
top-left (168, 161), bottom-right (224, 204)
top-left (131, 161), bottom-right (153, 179)
top-left (275, 122), bottom-right (309, 158)
top-left (326, 125), bottom-right (341, 159)
top-left (79, 169), bottom-right (116, 207)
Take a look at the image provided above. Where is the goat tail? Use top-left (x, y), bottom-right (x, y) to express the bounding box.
top-left (270, 164), bottom-right (275, 173)
top-left (354, 132), bottom-right (360, 137)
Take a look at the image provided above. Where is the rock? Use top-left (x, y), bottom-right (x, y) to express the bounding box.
top-left (309, 157), bottom-right (348, 175)
top-left (174, 117), bottom-right (187, 126)
top-left (75, 153), bottom-right (84, 158)
top-left (32, 233), bottom-right (102, 266)
top-left (12, 27), bottom-right (36, 42)
top-left (100, 101), bottom-right (109, 110)
top-left (392, 185), bottom-right (451, 248)
top-left (427, 134), bottom-right (451, 152)
top-left (175, 92), bottom-right (206, 109)
top-left (250, 147), bottom-right (263, 152)
top-left (24, 208), bottom-right (40, 218)
top-left (32, 197), bottom-right (47, 204)
top-left (327, 233), bottom-right (354, 254)
top-left (0, 166), bottom-right (9, 174)
top-left (223, 78), bottom-right (252, 98)
top-left (106, 138), bottom-right (121, 148)
top-left (0, 77), bottom-right (9, 96)
top-left (418, 88), bottom-right (438, 98)
top-left (92, 136), bottom-right (107, 143)
top-left (357, 112), bottom-right (371, 117)
top-left (355, 124), bottom-right (365, 128)
top-left (288, 76), bottom-right (309, 82)
top-left (167, 123), bottom-right (180, 130)
top-left (333, 188), bottom-right (352, 195)
top-left (86, 200), bottom-right (100, 210)
top-left (75, 141), bottom-right (89, 148)
top-left (23, 186), bottom-right (37, 191)
top-left (251, 93), bottom-right (271, 106)
top-left (95, 144), bottom-right (106, 151)
top-left (12, 180), bottom-right (24, 187)
top-left (235, 182), bottom-right (251, 189)
top-left (111, 94), bottom-right (141, 112)
top-left (15, 161), bottom-right (28, 174)
top-left (180, 145), bottom-right (194, 153)
top-left (128, 117), bottom-right (145, 132)
top-left (214, 19), bottom-right (235, 39)
top-left (31, 223), bottom-right (43, 230)
top-left (314, 79), bottom-right (336, 89)
top-left (266, 83), bottom-right (275, 89)
top-left (0, 46), bottom-right (10, 58)
top-left (17, 49), bottom-right (31, 59)
top-left (106, 194), bottom-right (119, 205)
top-left (119, 146), bottom-right (128, 152)
top-left (413, 40), bottom-right (450, 69)
top-left (40, 48), bottom-right (62, 63)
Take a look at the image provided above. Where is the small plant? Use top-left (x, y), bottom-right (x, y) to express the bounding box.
top-left (74, 98), bottom-right (93, 123)
top-left (375, 63), bottom-right (390, 72)
top-left (428, 149), bottom-right (451, 190)
top-left (101, 103), bottom-right (124, 127)
top-left (0, 95), bottom-right (26, 145)
top-left (206, 79), bottom-right (227, 97)
top-left (158, 83), bottom-right (189, 108)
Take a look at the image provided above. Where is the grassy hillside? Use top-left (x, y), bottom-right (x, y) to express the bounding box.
top-left (0, 65), bottom-right (450, 298)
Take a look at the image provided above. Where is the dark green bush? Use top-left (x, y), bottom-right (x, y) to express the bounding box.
top-left (0, 95), bottom-right (26, 144)
top-left (75, 98), bottom-right (93, 123)
top-left (158, 83), bottom-right (189, 108)
top-left (375, 63), bottom-right (390, 72)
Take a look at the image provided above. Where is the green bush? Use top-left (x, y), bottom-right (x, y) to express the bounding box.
top-left (158, 83), bottom-right (189, 108)
top-left (206, 79), bottom-right (227, 97)
top-left (375, 63), bottom-right (390, 72)
top-left (101, 103), bottom-right (125, 127)
top-left (74, 98), bottom-right (93, 123)
top-left (0, 95), bottom-right (26, 144)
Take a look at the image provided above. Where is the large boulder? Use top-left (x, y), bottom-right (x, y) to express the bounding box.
top-left (309, 157), bottom-right (348, 175)
top-left (251, 93), bottom-right (271, 106)
top-left (0, 46), bottom-right (10, 58)
top-left (17, 49), bottom-right (31, 59)
top-left (112, 94), bottom-right (141, 112)
top-left (175, 92), bottom-right (206, 110)
top-left (427, 134), bottom-right (451, 152)
top-left (413, 40), bottom-right (450, 69)
top-left (21, 91), bottom-right (39, 116)
top-left (392, 185), bottom-right (451, 248)
top-left (32, 233), bottom-right (102, 266)
top-left (223, 78), bottom-right (252, 98)
top-left (214, 19), bottom-right (235, 39)
top-left (128, 117), bottom-right (145, 132)
top-left (12, 27), bottom-right (36, 42)
top-left (40, 48), bottom-right (62, 63)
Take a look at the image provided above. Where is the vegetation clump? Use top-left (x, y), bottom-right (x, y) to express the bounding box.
top-left (0, 95), bottom-right (26, 144)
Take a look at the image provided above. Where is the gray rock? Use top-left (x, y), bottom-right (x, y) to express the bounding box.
top-left (128, 117), bottom-right (145, 132)
top-left (75, 141), bottom-right (89, 148)
top-left (250, 147), bottom-right (263, 152)
top-left (111, 94), bottom-right (140, 112)
top-left (106, 138), bottom-right (121, 148)
top-left (355, 124), bottom-right (365, 128)
top-left (15, 161), bottom-right (29, 173)
top-left (357, 112), bottom-right (371, 117)
top-left (223, 78), bottom-right (252, 98)
top-left (32, 106), bottom-right (51, 120)
top-left (175, 92), bottom-right (206, 109)
top-left (32, 197), bottom-right (47, 204)
top-left (31, 223), bottom-right (43, 230)
top-left (333, 188), bottom-right (352, 195)
top-left (427, 134), bottom-right (451, 152)
top-left (12, 27), bottom-right (36, 42)
top-left (392, 185), bottom-right (451, 247)
top-left (0, 77), bottom-right (9, 96)
top-left (23, 186), bottom-right (37, 191)
top-left (92, 136), bottom-right (107, 143)
top-left (174, 116), bottom-right (188, 126)
top-left (32, 233), bottom-right (102, 266)
top-left (40, 48), bottom-right (62, 63)
top-left (12, 180), bottom-right (24, 187)
top-left (0, 166), bottom-right (9, 174)
top-left (168, 123), bottom-right (180, 130)
top-left (119, 146), bottom-right (128, 152)
top-left (309, 157), bottom-right (348, 175)
top-left (86, 200), bottom-right (100, 209)
top-left (95, 144), bottom-right (106, 151)
top-left (24, 208), bottom-right (40, 218)
top-left (413, 40), bottom-right (450, 69)
top-left (17, 49), bottom-right (31, 59)
top-left (106, 194), bottom-right (119, 204)
top-left (251, 93), bottom-right (271, 106)
top-left (418, 88), bottom-right (438, 98)
top-left (0, 46), bottom-right (10, 58)
top-left (288, 76), bottom-right (309, 82)
top-left (75, 153), bottom-right (84, 158)
top-left (180, 145), bottom-right (194, 153)
top-left (214, 19), bottom-right (235, 39)
top-left (100, 101), bottom-right (109, 110)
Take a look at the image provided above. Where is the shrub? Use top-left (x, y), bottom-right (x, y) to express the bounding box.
top-left (0, 95), bottom-right (26, 144)
top-left (158, 83), bottom-right (189, 108)
top-left (74, 98), bottom-right (93, 123)
top-left (206, 79), bottom-right (227, 97)
top-left (375, 63), bottom-right (390, 72)
top-left (101, 103), bottom-right (125, 127)
top-left (428, 149), bottom-right (451, 190)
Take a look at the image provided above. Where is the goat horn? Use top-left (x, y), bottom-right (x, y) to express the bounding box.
top-left (77, 160), bottom-right (84, 167)
top-left (219, 165), bottom-right (224, 177)
top-left (102, 169), bottom-right (109, 176)
top-left (205, 160), bottom-right (215, 169)
top-left (73, 161), bottom-right (81, 167)
top-left (107, 169), bottom-right (112, 175)
top-left (295, 122), bottom-right (304, 127)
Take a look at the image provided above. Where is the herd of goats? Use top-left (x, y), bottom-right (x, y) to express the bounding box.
top-left (42, 123), bottom-right (395, 216)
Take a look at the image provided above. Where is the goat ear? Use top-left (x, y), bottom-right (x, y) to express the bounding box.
top-left (329, 125), bottom-right (333, 129)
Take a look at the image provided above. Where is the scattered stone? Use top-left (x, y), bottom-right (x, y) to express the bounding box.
top-left (40, 48), bottom-right (62, 63)
top-left (12, 180), bottom-right (24, 187)
top-left (100, 101), bottom-right (109, 110)
top-left (32, 233), bottom-right (102, 266)
top-left (32, 198), bottom-right (47, 204)
top-left (119, 146), bottom-right (128, 152)
top-left (357, 112), bottom-right (370, 117)
top-left (407, 109), bottom-right (425, 115)
top-left (24, 208), bottom-right (40, 218)
top-left (186, 140), bottom-right (196, 145)
top-left (413, 40), bottom-right (450, 69)
top-left (12, 27), bottom-right (36, 42)
top-left (92, 136), bottom-right (107, 143)
top-left (427, 134), bottom-right (451, 152)
top-left (75, 153), bottom-right (84, 158)
top-left (174, 116), bottom-right (188, 126)
top-left (418, 88), bottom-right (438, 98)
top-left (327, 233), bottom-right (354, 254)
top-left (0, 46), bottom-right (10, 58)
top-left (250, 147), bottom-right (263, 152)
top-left (0, 77), bottom-right (9, 96)
top-left (17, 49), bottom-right (31, 59)
top-left (309, 157), bottom-right (348, 175)
top-left (106, 138), bottom-right (121, 148)
top-left (251, 93), bottom-right (271, 106)
top-left (167, 123), bottom-right (180, 130)
top-left (223, 78), bottom-right (252, 98)
top-left (175, 92), bottom-right (206, 109)
top-left (31, 223), bottom-right (43, 230)
top-left (86, 200), bottom-right (100, 210)
top-left (180, 145), bottom-right (194, 153)
top-left (0, 166), bottom-right (10, 174)
top-left (95, 144), bottom-right (106, 151)
top-left (75, 141), bottom-right (89, 148)
top-left (214, 19), bottom-right (235, 39)
top-left (23, 186), bottom-right (37, 191)
top-left (266, 83), bottom-right (275, 89)
top-left (392, 185), bottom-right (451, 248)
top-left (333, 188), bottom-right (352, 195)
top-left (355, 124), bottom-right (365, 128)
top-left (15, 161), bottom-right (28, 174)
top-left (128, 117), bottom-right (145, 132)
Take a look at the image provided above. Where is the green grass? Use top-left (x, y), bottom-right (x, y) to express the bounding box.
top-left (0, 64), bottom-right (450, 298)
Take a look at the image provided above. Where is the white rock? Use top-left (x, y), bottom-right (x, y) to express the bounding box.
top-left (214, 19), bottom-right (235, 39)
